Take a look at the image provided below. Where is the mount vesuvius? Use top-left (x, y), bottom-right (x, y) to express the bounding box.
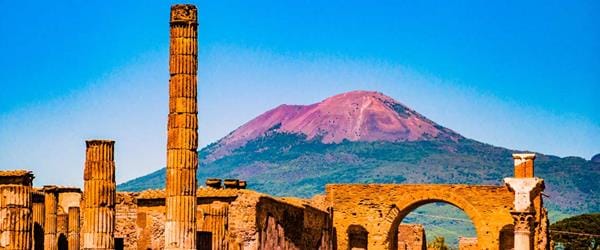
top-left (119, 90), bottom-right (599, 216)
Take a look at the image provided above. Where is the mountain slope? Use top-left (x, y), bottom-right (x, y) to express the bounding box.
top-left (208, 91), bottom-right (461, 161)
top-left (119, 91), bottom-right (600, 216)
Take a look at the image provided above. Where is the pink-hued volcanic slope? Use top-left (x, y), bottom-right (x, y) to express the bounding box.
top-left (209, 91), bottom-right (461, 160)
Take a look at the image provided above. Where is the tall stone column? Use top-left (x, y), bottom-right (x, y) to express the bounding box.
top-left (68, 207), bottom-right (80, 250)
top-left (0, 170), bottom-right (34, 250)
top-left (165, 4), bottom-right (198, 250)
top-left (32, 189), bottom-right (45, 250)
top-left (504, 177), bottom-right (544, 250)
top-left (82, 140), bottom-right (116, 250)
top-left (44, 185), bottom-right (58, 250)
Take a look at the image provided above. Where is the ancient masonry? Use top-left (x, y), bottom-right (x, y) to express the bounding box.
top-left (82, 140), bottom-right (116, 249)
top-left (0, 4), bottom-right (553, 250)
top-left (165, 4), bottom-right (199, 250)
top-left (44, 186), bottom-right (58, 250)
top-left (397, 224), bottom-right (426, 250)
top-left (0, 170), bottom-right (34, 250)
top-left (68, 206), bottom-right (80, 250)
top-left (31, 189), bottom-right (45, 250)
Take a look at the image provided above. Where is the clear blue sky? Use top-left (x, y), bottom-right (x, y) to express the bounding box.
top-left (0, 1), bottom-right (598, 187)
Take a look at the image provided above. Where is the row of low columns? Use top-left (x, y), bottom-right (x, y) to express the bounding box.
top-left (2, 4), bottom-right (195, 249)
top-left (4, 140), bottom-right (114, 250)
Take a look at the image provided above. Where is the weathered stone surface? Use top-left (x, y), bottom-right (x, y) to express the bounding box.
top-left (44, 186), bottom-right (58, 250)
top-left (513, 153), bottom-right (535, 178)
top-left (68, 207), bottom-right (80, 250)
top-left (165, 4), bottom-right (199, 250)
top-left (326, 184), bottom-right (515, 250)
top-left (83, 140), bottom-right (116, 250)
top-left (114, 192), bottom-right (137, 250)
top-left (0, 170), bottom-right (33, 250)
top-left (397, 224), bottom-right (426, 250)
top-left (32, 189), bottom-right (44, 250)
top-left (130, 188), bottom-right (332, 250)
top-left (458, 237), bottom-right (478, 250)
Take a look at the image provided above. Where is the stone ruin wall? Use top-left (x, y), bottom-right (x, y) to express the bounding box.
top-left (397, 224), bottom-right (426, 250)
top-left (110, 189), bottom-right (332, 250)
top-left (458, 237), bottom-right (478, 250)
top-left (326, 184), bottom-right (516, 250)
top-left (115, 192), bottom-right (138, 250)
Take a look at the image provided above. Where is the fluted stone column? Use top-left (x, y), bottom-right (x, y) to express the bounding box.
top-left (504, 177), bottom-right (544, 250)
top-left (0, 170), bottom-right (34, 250)
top-left (165, 4), bottom-right (199, 250)
top-left (68, 207), bottom-right (80, 250)
top-left (44, 186), bottom-right (58, 250)
top-left (83, 140), bottom-right (116, 250)
top-left (32, 189), bottom-right (45, 250)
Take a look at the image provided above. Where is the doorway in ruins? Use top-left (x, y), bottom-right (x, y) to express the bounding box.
top-left (391, 202), bottom-right (476, 250)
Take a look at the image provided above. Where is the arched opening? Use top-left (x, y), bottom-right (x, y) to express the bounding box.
top-left (348, 225), bottom-right (368, 250)
top-left (57, 233), bottom-right (68, 250)
top-left (388, 201), bottom-right (478, 250)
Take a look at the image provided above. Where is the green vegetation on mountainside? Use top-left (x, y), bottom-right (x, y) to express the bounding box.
top-left (119, 132), bottom-right (599, 217)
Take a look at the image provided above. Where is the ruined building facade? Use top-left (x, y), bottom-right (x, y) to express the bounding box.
top-left (0, 3), bottom-right (550, 250)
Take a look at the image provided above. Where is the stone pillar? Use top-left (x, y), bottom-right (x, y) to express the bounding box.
top-left (0, 170), bottom-right (34, 250)
top-left (397, 224), bottom-right (426, 250)
top-left (32, 189), bottom-right (45, 250)
top-left (44, 185), bottom-right (59, 250)
top-left (68, 207), bottom-right (80, 250)
top-left (83, 140), bottom-right (116, 250)
top-left (511, 211), bottom-right (535, 250)
top-left (165, 4), bottom-right (198, 250)
top-left (198, 204), bottom-right (228, 250)
top-left (513, 153), bottom-right (536, 178)
top-left (504, 177), bottom-right (544, 250)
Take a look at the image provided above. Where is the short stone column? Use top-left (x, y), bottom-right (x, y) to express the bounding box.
top-left (44, 185), bottom-right (59, 250)
top-left (165, 4), bottom-right (199, 250)
top-left (68, 207), bottom-right (80, 250)
top-left (513, 153), bottom-right (536, 178)
top-left (32, 189), bottom-right (45, 250)
top-left (82, 140), bottom-right (116, 250)
top-left (504, 177), bottom-right (544, 250)
top-left (0, 170), bottom-right (34, 250)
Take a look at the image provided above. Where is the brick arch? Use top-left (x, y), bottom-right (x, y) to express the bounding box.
top-left (326, 184), bottom-right (514, 250)
top-left (378, 194), bottom-right (484, 249)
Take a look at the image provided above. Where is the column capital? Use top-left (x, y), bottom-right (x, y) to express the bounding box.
top-left (170, 4), bottom-right (197, 24)
top-left (510, 211), bottom-right (536, 233)
top-left (504, 177), bottom-right (544, 212)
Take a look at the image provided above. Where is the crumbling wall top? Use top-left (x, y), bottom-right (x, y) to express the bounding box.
top-left (0, 169), bottom-right (34, 185)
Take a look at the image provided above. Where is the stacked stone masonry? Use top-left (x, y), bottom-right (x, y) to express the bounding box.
top-left (32, 189), bottom-right (44, 250)
top-left (165, 3), bottom-right (199, 250)
top-left (44, 186), bottom-right (58, 250)
top-left (0, 170), bottom-right (33, 250)
top-left (397, 224), bottom-right (426, 250)
top-left (325, 183), bottom-right (546, 250)
top-left (83, 140), bottom-right (116, 249)
top-left (0, 4), bottom-right (551, 250)
top-left (68, 207), bottom-right (80, 250)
